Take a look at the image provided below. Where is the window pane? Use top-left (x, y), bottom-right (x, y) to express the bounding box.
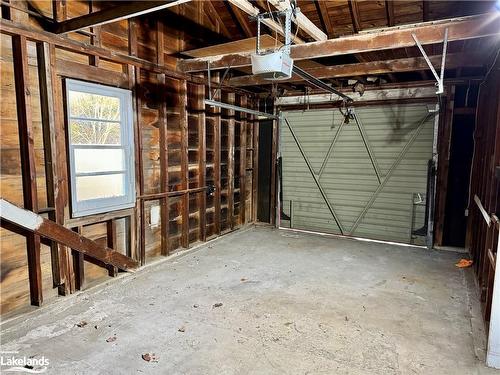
top-left (76, 174), bottom-right (125, 201)
top-left (74, 148), bottom-right (124, 173)
top-left (68, 90), bottom-right (121, 121)
top-left (70, 120), bottom-right (121, 145)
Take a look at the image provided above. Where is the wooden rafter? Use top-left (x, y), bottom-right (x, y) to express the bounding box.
top-left (315, 0), bottom-right (334, 38)
top-left (227, 2), bottom-right (254, 38)
top-left (53, 0), bottom-right (191, 34)
top-left (268, 0), bottom-right (327, 41)
top-left (204, 0), bottom-right (232, 39)
top-left (178, 13), bottom-right (500, 72)
top-left (227, 53), bottom-right (483, 86)
top-left (348, 0), bottom-right (361, 33)
top-left (227, 0), bottom-right (304, 44)
top-left (385, 0), bottom-right (395, 27)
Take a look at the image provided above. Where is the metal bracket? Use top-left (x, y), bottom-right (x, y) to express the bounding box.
top-left (412, 28), bottom-right (448, 95)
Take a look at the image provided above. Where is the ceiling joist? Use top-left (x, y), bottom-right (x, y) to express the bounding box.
top-left (178, 13), bottom-right (500, 72)
top-left (227, 52), bottom-right (484, 87)
top-left (53, 0), bottom-right (191, 34)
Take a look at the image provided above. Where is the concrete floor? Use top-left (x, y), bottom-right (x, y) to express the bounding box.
top-left (0, 226), bottom-right (496, 374)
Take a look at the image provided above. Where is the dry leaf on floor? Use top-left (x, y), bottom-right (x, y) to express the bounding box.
top-left (455, 259), bottom-right (473, 268)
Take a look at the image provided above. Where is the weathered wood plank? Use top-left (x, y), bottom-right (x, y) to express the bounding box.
top-left (0, 199), bottom-right (139, 271)
top-left (159, 74), bottom-right (169, 255)
top-left (36, 41), bottom-right (62, 289)
top-left (53, 1), bottom-right (191, 34)
top-left (12, 35), bottom-right (43, 306)
top-left (178, 14), bottom-right (500, 71)
top-left (198, 84), bottom-right (207, 241)
top-left (228, 53), bottom-right (481, 86)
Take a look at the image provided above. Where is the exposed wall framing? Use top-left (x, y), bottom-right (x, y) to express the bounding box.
top-left (0, 9), bottom-right (258, 317)
top-left (467, 57), bottom-right (500, 323)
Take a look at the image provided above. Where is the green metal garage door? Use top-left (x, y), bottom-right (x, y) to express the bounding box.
top-left (280, 104), bottom-right (436, 244)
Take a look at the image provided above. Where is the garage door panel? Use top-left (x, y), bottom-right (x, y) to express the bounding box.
top-left (281, 103), bottom-right (434, 244)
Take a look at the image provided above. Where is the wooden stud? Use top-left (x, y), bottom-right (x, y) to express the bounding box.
top-left (36, 41), bottom-right (62, 289)
top-left (12, 35), bottom-right (43, 306)
top-left (106, 220), bottom-right (118, 276)
top-left (227, 92), bottom-right (235, 229)
top-left (72, 226), bottom-right (85, 290)
top-left (239, 95), bottom-right (247, 225)
top-left (89, 1), bottom-right (100, 67)
top-left (213, 75), bottom-right (222, 235)
top-left (180, 80), bottom-right (189, 247)
top-left (269, 107), bottom-right (278, 226)
top-left (49, 41), bottom-right (75, 295)
top-left (252, 98), bottom-right (259, 222)
top-left (159, 74), bottom-right (169, 255)
top-left (198, 84), bottom-right (207, 241)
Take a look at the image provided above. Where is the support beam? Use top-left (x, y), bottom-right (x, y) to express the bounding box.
top-left (178, 13), bottom-right (500, 72)
top-left (227, 0), bottom-right (304, 44)
top-left (276, 86), bottom-right (438, 106)
top-left (53, 0), bottom-right (191, 34)
top-left (268, 0), bottom-right (327, 41)
top-left (227, 53), bottom-right (482, 86)
top-left (12, 34), bottom-right (43, 306)
top-left (0, 199), bottom-right (139, 272)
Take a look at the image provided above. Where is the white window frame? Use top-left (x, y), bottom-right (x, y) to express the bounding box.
top-left (65, 79), bottom-right (136, 218)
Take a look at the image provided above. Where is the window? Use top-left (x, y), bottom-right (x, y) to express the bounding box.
top-left (66, 79), bottom-right (135, 217)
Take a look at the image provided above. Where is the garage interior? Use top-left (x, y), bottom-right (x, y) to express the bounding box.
top-left (0, 0), bottom-right (499, 373)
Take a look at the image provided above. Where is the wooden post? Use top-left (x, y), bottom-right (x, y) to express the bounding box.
top-left (128, 64), bottom-right (141, 262)
top-left (36, 41), bottom-right (62, 289)
top-left (180, 80), bottom-right (189, 247)
top-left (12, 35), bottom-right (43, 306)
top-left (239, 95), bottom-right (247, 225)
top-left (72, 226), bottom-right (85, 290)
top-left (252, 97), bottom-right (259, 222)
top-left (49, 41), bottom-right (75, 294)
top-left (198, 84), bottom-right (207, 241)
top-left (159, 74), bottom-right (169, 255)
top-left (213, 76), bottom-right (221, 235)
top-left (12, 34), bottom-right (43, 301)
top-left (106, 220), bottom-right (118, 276)
top-left (227, 92), bottom-right (235, 229)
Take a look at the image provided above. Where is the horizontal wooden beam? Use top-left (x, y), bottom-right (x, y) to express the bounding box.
top-left (228, 52), bottom-right (483, 86)
top-left (276, 86), bottom-right (438, 106)
top-left (0, 199), bottom-right (138, 272)
top-left (0, 19), bottom-right (253, 96)
top-left (54, 0), bottom-right (191, 34)
top-left (178, 13), bottom-right (500, 72)
top-left (56, 59), bottom-right (129, 87)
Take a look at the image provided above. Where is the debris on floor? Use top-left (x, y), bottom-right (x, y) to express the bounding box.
top-left (178, 326), bottom-right (185, 332)
top-left (213, 302), bottom-right (223, 308)
top-left (142, 353), bottom-right (158, 362)
top-left (455, 259), bottom-right (473, 268)
top-left (106, 336), bottom-right (117, 342)
top-left (76, 321), bottom-right (87, 328)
